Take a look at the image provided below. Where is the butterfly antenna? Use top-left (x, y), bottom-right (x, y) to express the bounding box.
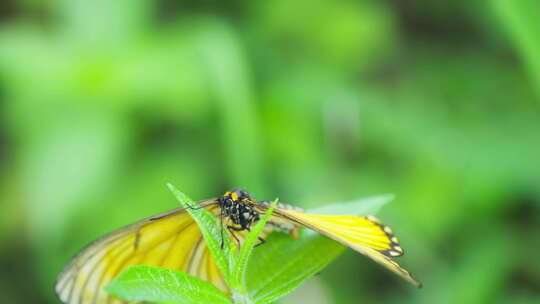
top-left (187, 199), bottom-right (219, 210)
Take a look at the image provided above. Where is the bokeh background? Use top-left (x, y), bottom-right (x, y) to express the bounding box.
top-left (1, 1), bottom-right (539, 303)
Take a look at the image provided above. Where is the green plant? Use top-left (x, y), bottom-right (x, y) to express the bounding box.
top-left (105, 184), bottom-right (392, 304)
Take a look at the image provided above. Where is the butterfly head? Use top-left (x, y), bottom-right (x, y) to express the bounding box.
top-left (222, 189), bottom-right (253, 202)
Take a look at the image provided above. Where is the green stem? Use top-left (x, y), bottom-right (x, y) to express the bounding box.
top-left (231, 199), bottom-right (279, 303)
top-left (233, 292), bottom-right (255, 304)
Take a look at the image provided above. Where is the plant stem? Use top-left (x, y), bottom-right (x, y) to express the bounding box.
top-left (230, 199), bottom-right (279, 303)
top-left (233, 292), bottom-right (255, 304)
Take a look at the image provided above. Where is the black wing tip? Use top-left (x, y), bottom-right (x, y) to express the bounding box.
top-left (380, 247), bottom-right (404, 257)
top-left (410, 274), bottom-right (423, 288)
top-left (365, 216), bottom-right (405, 258)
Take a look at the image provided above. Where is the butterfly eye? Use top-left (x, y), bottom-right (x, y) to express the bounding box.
top-left (238, 190), bottom-right (252, 200)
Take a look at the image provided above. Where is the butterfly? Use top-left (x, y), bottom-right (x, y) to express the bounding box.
top-left (55, 189), bottom-right (421, 304)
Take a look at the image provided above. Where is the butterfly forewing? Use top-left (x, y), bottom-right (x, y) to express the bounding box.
top-left (250, 201), bottom-right (421, 287)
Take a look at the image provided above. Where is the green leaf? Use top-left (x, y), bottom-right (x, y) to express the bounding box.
top-left (105, 265), bottom-right (232, 304)
top-left (231, 199), bottom-right (279, 302)
top-left (246, 194), bottom-right (393, 303)
top-left (166, 184), bottom-right (236, 285)
top-left (492, 0), bottom-right (540, 101)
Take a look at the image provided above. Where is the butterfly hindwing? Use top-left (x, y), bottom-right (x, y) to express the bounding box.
top-left (55, 204), bottom-right (228, 304)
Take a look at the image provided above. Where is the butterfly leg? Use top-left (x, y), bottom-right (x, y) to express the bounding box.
top-left (245, 226), bottom-right (266, 248)
top-left (227, 225), bottom-right (243, 247)
top-left (238, 226), bottom-right (266, 248)
top-left (254, 236), bottom-right (266, 248)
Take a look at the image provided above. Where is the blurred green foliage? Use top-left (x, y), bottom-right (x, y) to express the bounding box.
top-left (0, 0), bottom-right (539, 303)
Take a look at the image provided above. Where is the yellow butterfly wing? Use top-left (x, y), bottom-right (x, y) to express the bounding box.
top-left (270, 208), bottom-right (422, 287)
top-left (55, 204), bottom-right (228, 304)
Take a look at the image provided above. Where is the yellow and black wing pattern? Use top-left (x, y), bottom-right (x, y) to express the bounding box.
top-left (55, 204), bottom-right (228, 304)
top-left (252, 201), bottom-right (421, 287)
top-left (56, 190), bottom-right (420, 304)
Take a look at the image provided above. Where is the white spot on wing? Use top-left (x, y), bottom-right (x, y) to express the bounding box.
top-left (389, 250), bottom-right (401, 256)
top-left (366, 215), bottom-right (381, 224)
